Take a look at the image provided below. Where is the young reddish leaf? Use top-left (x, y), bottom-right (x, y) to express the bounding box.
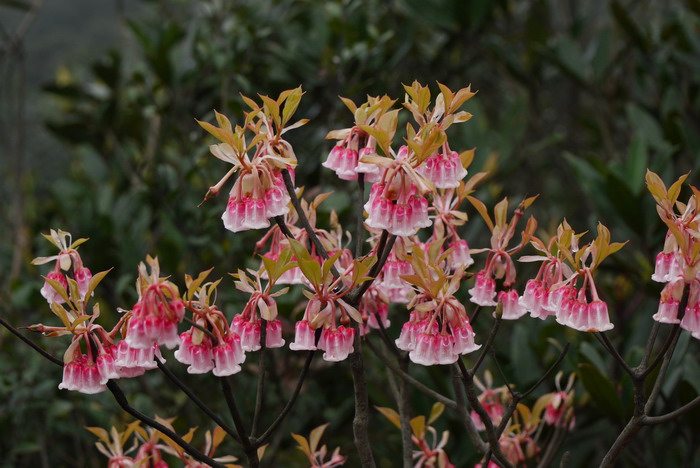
top-left (84, 268), bottom-right (113, 300)
top-left (282, 87), bottom-right (304, 125)
top-left (44, 275), bottom-right (70, 303)
top-left (494, 198), bottom-right (509, 228)
top-left (375, 406), bottom-right (401, 429)
top-left (291, 433), bottom-right (311, 457)
top-left (309, 423), bottom-right (328, 454)
top-left (69, 237), bottom-right (90, 249)
top-left (85, 427), bottom-right (111, 445)
top-left (428, 402), bottom-right (445, 424)
top-left (467, 195), bottom-right (494, 231)
top-left (410, 415), bottom-right (426, 439)
top-left (339, 96), bottom-right (357, 114)
top-left (668, 172), bottom-right (690, 205)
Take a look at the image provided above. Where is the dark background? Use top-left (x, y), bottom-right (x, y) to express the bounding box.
top-left (2, 0), bottom-right (700, 466)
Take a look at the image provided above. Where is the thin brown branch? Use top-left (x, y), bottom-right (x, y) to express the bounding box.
top-left (365, 338), bottom-right (457, 409)
top-left (254, 350), bottom-right (316, 447)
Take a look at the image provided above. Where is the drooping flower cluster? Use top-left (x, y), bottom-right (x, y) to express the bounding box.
top-left (198, 89), bottom-right (308, 233)
top-left (647, 171), bottom-right (700, 338)
top-left (31, 230), bottom-right (142, 394)
top-left (518, 221), bottom-right (623, 332)
top-left (284, 239), bottom-right (373, 362)
top-left (395, 241), bottom-right (481, 366)
top-left (323, 83), bottom-right (476, 238)
top-left (33, 229), bottom-right (94, 304)
top-left (466, 197), bottom-right (538, 316)
top-left (88, 420), bottom-right (240, 468)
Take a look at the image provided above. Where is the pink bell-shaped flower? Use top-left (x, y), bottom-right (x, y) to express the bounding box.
top-left (519, 279), bottom-right (553, 320)
top-left (452, 324), bottom-right (481, 355)
top-left (680, 286), bottom-right (700, 339)
top-left (417, 151), bottom-right (467, 189)
top-left (468, 271), bottom-right (497, 307)
top-left (448, 240), bottom-right (474, 269)
top-left (395, 320), bottom-right (420, 351)
top-left (653, 279), bottom-right (683, 324)
top-left (97, 347), bottom-right (120, 384)
top-left (213, 335), bottom-right (244, 377)
top-left (264, 184), bottom-right (290, 218)
top-left (355, 147), bottom-right (382, 183)
top-left (265, 319), bottom-right (286, 348)
top-left (651, 252), bottom-right (681, 283)
top-left (409, 333), bottom-right (439, 366)
top-left (582, 300), bottom-right (614, 332)
top-left (498, 289), bottom-right (527, 320)
top-left (187, 341), bottom-right (215, 374)
top-left (126, 315), bottom-right (163, 350)
top-left (74, 267), bottom-right (93, 299)
top-left (289, 320), bottom-right (317, 351)
top-left (435, 334), bottom-right (459, 365)
top-left (318, 326), bottom-right (355, 362)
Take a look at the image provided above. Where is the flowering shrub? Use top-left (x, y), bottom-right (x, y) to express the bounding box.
top-left (2, 82), bottom-right (699, 467)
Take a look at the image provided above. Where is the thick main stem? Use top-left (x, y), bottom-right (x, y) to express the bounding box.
top-left (349, 335), bottom-right (376, 468)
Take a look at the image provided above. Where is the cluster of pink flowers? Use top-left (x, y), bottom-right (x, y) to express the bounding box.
top-left (471, 372), bottom-right (576, 468)
top-left (365, 178), bottom-right (432, 237)
top-left (646, 171), bottom-right (700, 338)
top-left (222, 171), bottom-right (291, 232)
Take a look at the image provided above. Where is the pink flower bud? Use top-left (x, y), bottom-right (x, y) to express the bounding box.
top-left (41, 271), bottom-right (68, 304)
top-left (74, 267), bottom-right (93, 299)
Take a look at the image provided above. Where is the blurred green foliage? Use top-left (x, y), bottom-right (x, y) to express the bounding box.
top-left (2, 0), bottom-right (700, 466)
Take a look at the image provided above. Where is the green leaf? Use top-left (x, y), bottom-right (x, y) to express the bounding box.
top-left (577, 363), bottom-right (624, 420)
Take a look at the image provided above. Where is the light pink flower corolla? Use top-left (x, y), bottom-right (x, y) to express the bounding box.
top-left (222, 171), bottom-right (290, 232)
top-left (417, 150), bottom-right (467, 189)
top-left (468, 270), bottom-right (497, 307)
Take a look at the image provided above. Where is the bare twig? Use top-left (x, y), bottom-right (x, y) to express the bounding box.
top-left (355, 174), bottom-right (365, 258)
top-left (254, 350), bottom-right (316, 447)
top-left (220, 377), bottom-right (258, 467)
top-left (644, 395), bottom-right (700, 425)
top-left (107, 381), bottom-right (227, 468)
top-left (251, 322), bottom-right (268, 437)
top-left (365, 338), bottom-right (457, 409)
top-left (386, 354), bottom-right (413, 468)
top-left (594, 332), bottom-right (635, 377)
top-left (0, 315), bottom-right (63, 366)
top-left (470, 316), bottom-right (502, 375)
top-left (450, 365), bottom-right (488, 454)
top-left (155, 359), bottom-right (240, 443)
